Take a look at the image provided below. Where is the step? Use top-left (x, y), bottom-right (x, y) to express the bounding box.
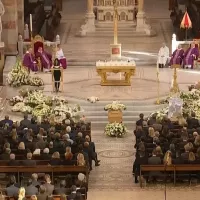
top-left (81, 105), bottom-right (166, 111)
top-left (86, 115), bottom-right (147, 120)
top-left (85, 110), bottom-right (154, 116)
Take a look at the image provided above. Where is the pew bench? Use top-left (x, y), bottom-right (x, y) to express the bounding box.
top-left (140, 164), bottom-right (200, 187)
top-left (0, 165), bottom-right (89, 186)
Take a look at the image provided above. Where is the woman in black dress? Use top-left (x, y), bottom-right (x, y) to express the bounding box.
top-left (53, 58), bottom-right (62, 92)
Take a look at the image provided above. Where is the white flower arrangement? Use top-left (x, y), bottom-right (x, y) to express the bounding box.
top-left (7, 60), bottom-right (44, 87)
top-left (10, 90), bottom-right (83, 121)
top-left (152, 89), bottom-right (200, 121)
top-left (105, 122), bottom-right (128, 137)
top-left (104, 101), bottom-right (126, 111)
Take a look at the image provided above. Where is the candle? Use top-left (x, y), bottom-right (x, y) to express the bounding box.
top-left (30, 14), bottom-right (32, 32)
top-left (156, 62), bottom-right (159, 73)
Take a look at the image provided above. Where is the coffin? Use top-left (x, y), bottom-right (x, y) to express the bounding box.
top-left (108, 110), bottom-right (123, 123)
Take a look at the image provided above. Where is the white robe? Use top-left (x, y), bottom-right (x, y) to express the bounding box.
top-left (56, 49), bottom-right (65, 59)
top-left (157, 46), bottom-right (169, 65)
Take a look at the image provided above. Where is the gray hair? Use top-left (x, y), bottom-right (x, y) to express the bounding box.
top-left (10, 153), bottom-right (15, 160)
top-left (43, 148), bottom-right (49, 154)
top-left (66, 126), bottom-right (71, 133)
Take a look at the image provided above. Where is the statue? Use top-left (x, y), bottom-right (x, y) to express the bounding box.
top-left (0, 0), bottom-right (5, 43)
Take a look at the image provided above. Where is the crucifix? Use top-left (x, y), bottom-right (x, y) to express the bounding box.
top-left (113, 0), bottom-right (118, 45)
top-left (110, 0), bottom-right (121, 60)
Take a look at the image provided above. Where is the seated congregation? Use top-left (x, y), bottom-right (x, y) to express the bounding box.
top-left (0, 114), bottom-right (100, 199)
top-left (133, 113), bottom-right (200, 184)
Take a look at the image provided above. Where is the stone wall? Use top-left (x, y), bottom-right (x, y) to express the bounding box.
top-left (2, 0), bottom-right (18, 54)
top-left (17, 0), bottom-right (24, 36)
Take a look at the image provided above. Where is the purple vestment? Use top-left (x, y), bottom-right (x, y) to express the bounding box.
top-left (35, 51), bottom-right (52, 69)
top-left (23, 52), bottom-right (38, 72)
top-left (169, 48), bottom-right (184, 66)
top-left (183, 47), bottom-right (199, 68)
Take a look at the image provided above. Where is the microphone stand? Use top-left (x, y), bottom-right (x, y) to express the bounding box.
top-left (164, 163), bottom-right (167, 200)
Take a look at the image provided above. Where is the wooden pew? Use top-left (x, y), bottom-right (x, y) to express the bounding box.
top-left (0, 166), bottom-right (89, 185)
top-left (140, 165), bottom-right (200, 187)
top-left (4, 194), bottom-right (86, 200)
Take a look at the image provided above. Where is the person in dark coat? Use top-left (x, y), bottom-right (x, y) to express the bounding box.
top-left (25, 179), bottom-right (38, 195)
top-left (133, 151), bottom-right (148, 183)
top-left (52, 58), bottom-right (62, 92)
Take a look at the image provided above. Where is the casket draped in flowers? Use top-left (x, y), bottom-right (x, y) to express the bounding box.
top-left (104, 101), bottom-right (126, 123)
top-left (105, 122), bottom-right (128, 137)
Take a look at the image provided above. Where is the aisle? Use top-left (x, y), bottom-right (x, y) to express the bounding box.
top-left (88, 130), bottom-right (136, 190)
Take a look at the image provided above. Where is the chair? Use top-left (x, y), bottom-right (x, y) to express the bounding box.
top-left (32, 35), bottom-right (44, 71)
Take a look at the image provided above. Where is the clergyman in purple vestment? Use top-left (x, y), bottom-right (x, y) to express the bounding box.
top-left (169, 45), bottom-right (184, 66)
top-left (183, 43), bottom-right (199, 69)
top-left (23, 48), bottom-right (38, 72)
top-left (36, 47), bottom-right (52, 72)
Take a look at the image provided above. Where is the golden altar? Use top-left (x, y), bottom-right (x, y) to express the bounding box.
top-left (96, 61), bottom-right (136, 86)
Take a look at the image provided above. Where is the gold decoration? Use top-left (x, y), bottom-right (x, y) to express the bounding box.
top-left (170, 64), bottom-right (180, 95)
top-left (96, 65), bottom-right (136, 86)
top-left (156, 65), bottom-right (160, 104)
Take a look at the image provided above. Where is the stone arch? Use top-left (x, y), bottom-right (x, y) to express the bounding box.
top-left (120, 12), bottom-right (126, 21)
top-left (105, 12), bottom-right (112, 21)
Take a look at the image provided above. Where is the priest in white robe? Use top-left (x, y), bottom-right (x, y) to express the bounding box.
top-left (56, 44), bottom-right (67, 69)
top-left (157, 43), bottom-right (169, 68)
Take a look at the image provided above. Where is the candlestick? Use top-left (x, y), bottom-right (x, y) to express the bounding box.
top-left (30, 14), bottom-right (33, 32)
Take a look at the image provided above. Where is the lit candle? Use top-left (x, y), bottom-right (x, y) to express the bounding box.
top-left (30, 14), bottom-right (32, 32)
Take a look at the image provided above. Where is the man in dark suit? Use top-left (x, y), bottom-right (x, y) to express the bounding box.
top-left (31, 173), bottom-right (41, 188)
top-left (67, 185), bottom-right (77, 200)
top-left (6, 176), bottom-right (19, 196)
top-left (21, 153), bottom-right (36, 166)
top-left (0, 148), bottom-right (11, 160)
top-left (0, 115), bottom-right (13, 127)
top-left (148, 149), bottom-right (162, 181)
top-left (25, 179), bottom-right (38, 195)
top-left (37, 185), bottom-right (48, 200)
top-left (85, 135), bottom-right (100, 166)
top-left (20, 114), bottom-right (31, 128)
top-left (187, 112), bottom-right (199, 129)
top-left (43, 175), bottom-right (54, 195)
top-left (8, 154), bottom-right (20, 166)
top-left (28, 118), bottom-right (39, 134)
top-left (133, 151), bottom-right (148, 183)
top-left (136, 113), bottom-right (144, 127)
top-left (54, 180), bottom-right (70, 195)
top-left (26, 136), bottom-right (36, 152)
top-left (181, 144), bottom-right (190, 161)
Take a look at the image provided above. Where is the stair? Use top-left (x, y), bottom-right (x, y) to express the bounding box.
top-left (66, 98), bottom-right (166, 131)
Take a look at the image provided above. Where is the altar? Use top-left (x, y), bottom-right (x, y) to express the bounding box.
top-left (96, 60), bottom-right (136, 86)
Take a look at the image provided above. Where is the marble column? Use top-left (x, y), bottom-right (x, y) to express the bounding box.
top-left (17, 0), bottom-right (24, 36)
top-left (2, 0), bottom-right (18, 54)
top-left (85, 0), bottom-right (95, 32)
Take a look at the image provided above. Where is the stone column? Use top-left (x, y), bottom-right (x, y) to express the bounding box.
top-left (17, 0), bottom-right (24, 36)
top-left (136, 0), bottom-right (146, 32)
top-left (2, 0), bottom-right (18, 54)
top-left (85, 0), bottom-right (95, 32)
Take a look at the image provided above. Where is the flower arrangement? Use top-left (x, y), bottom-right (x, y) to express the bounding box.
top-left (104, 101), bottom-right (126, 111)
top-left (105, 122), bottom-right (128, 137)
top-left (10, 89), bottom-right (83, 121)
top-left (151, 88), bottom-right (200, 121)
top-left (7, 60), bottom-right (44, 87)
